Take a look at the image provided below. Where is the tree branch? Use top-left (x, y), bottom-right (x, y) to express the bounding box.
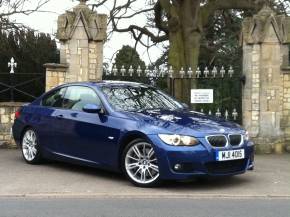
top-left (201, 0), bottom-right (264, 26)
top-left (214, 0), bottom-right (264, 10)
top-left (154, 0), bottom-right (169, 34)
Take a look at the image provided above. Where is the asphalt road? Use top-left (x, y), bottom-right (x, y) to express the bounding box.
top-left (0, 198), bottom-right (289, 217)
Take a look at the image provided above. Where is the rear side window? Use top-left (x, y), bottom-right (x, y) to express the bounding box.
top-left (62, 86), bottom-right (101, 111)
top-left (42, 88), bottom-right (66, 108)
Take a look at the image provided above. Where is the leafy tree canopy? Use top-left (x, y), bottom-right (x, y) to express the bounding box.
top-left (114, 45), bottom-right (146, 70)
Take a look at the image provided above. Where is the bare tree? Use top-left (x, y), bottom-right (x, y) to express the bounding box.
top-left (0, 0), bottom-right (50, 30)
top-left (91, 0), bottom-right (269, 72)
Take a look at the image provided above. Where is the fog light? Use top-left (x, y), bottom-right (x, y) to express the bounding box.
top-left (174, 164), bottom-right (182, 171)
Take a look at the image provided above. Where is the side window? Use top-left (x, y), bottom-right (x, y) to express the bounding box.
top-left (42, 88), bottom-right (66, 108)
top-left (63, 86), bottom-right (101, 111)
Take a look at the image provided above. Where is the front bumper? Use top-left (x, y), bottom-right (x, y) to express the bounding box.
top-left (148, 135), bottom-right (255, 180)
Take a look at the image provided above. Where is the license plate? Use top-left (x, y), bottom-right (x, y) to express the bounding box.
top-left (216, 149), bottom-right (245, 161)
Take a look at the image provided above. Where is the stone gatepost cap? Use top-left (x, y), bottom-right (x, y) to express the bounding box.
top-left (57, 0), bottom-right (107, 42)
top-left (241, 5), bottom-right (290, 44)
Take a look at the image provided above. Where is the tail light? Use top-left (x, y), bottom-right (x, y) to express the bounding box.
top-left (15, 109), bottom-right (21, 120)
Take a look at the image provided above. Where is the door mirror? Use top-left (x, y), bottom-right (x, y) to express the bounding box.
top-left (82, 104), bottom-right (103, 114)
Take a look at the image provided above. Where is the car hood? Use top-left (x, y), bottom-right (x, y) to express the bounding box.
top-left (121, 109), bottom-right (243, 137)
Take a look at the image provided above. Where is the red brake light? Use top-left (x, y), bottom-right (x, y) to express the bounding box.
top-left (15, 110), bottom-right (21, 120)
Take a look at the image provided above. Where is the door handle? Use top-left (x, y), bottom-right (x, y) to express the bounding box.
top-left (56, 114), bottom-right (64, 119)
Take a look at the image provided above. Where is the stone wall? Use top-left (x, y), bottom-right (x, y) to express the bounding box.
top-left (44, 63), bottom-right (68, 91)
top-left (0, 102), bottom-right (23, 148)
top-left (281, 68), bottom-right (290, 153)
top-left (241, 6), bottom-right (290, 154)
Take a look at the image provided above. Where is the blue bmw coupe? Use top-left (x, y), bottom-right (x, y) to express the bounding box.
top-left (12, 81), bottom-right (254, 187)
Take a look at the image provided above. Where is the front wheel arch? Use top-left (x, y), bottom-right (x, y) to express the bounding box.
top-left (117, 131), bottom-right (153, 170)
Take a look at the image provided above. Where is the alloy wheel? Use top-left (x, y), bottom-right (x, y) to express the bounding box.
top-left (125, 141), bottom-right (159, 185)
top-left (22, 129), bottom-right (38, 162)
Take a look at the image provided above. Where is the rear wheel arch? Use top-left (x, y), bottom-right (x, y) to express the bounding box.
top-left (20, 125), bottom-right (34, 141)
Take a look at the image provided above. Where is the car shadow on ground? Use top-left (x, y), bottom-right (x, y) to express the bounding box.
top-left (15, 154), bottom-right (251, 190)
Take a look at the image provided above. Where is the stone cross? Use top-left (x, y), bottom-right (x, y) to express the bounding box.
top-left (8, 57), bottom-right (17, 74)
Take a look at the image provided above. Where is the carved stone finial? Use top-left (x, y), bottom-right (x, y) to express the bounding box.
top-left (257, 3), bottom-right (275, 16)
top-left (78, 0), bottom-right (88, 4)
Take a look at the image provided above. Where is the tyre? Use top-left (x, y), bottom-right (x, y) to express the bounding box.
top-left (122, 139), bottom-right (161, 187)
top-left (21, 128), bottom-right (42, 164)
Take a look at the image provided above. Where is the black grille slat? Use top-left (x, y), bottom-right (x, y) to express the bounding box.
top-left (207, 136), bottom-right (227, 147)
top-left (205, 159), bottom-right (247, 174)
top-left (229, 135), bottom-right (242, 146)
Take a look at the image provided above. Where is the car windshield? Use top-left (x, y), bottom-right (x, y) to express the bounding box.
top-left (101, 85), bottom-right (184, 112)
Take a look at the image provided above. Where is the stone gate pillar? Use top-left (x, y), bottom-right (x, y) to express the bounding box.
top-left (241, 6), bottom-right (290, 153)
top-left (45, 0), bottom-right (107, 90)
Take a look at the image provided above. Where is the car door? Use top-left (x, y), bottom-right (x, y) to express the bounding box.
top-left (54, 85), bottom-right (120, 166)
top-left (38, 87), bottom-right (67, 153)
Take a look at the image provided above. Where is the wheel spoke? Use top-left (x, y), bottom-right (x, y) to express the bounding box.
top-left (127, 156), bottom-right (139, 161)
top-left (147, 148), bottom-right (154, 158)
top-left (140, 170), bottom-right (146, 182)
top-left (31, 147), bottom-right (37, 155)
top-left (133, 167), bottom-right (142, 176)
top-left (132, 146), bottom-right (141, 158)
top-left (27, 149), bottom-right (32, 160)
top-left (146, 168), bottom-right (153, 178)
top-left (126, 162), bottom-right (139, 170)
top-left (142, 143), bottom-right (146, 156)
top-left (150, 164), bottom-right (159, 172)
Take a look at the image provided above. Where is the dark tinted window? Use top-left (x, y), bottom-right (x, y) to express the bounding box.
top-left (63, 86), bottom-right (100, 111)
top-left (101, 86), bottom-right (183, 112)
top-left (42, 88), bottom-right (66, 108)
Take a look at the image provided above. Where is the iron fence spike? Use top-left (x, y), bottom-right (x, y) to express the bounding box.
top-left (137, 65), bottom-right (142, 77)
top-left (220, 66), bottom-right (225, 78)
top-left (112, 65), bottom-right (118, 76)
top-left (145, 66), bottom-right (150, 77)
top-left (129, 65), bottom-right (134, 77)
top-left (187, 67), bottom-right (193, 78)
top-left (196, 67), bottom-right (201, 78)
top-left (232, 108), bottom-right (238, 120)
top-left (8, 57), bottom-right (17, 74)
top-left (212, 66), bottom-right (217, 78)
top-left (179, 67), bottom-right (185, 78)
top-left (225, 110), bottom-right (229, 120)
top-left (228, 66), bottom-right (234, 77)
top-left (120, 65), bottom-right (126, 76)
top-left (168, 66), bottom-right (174, 78)
top-left (204, 66), bottom-right (209, 78)
top-left (215, 108), bottom-right (221, 117)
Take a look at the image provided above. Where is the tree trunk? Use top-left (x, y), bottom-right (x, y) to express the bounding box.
top-left (167, 0), bottom-right (202, 106)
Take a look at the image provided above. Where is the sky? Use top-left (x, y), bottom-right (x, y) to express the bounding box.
top-left (11, 0), bottom-right (165, 65)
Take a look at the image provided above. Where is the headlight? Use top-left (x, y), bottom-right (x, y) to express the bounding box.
top-left (243, 131), bottom-right (249, 141)
top-left (158, 134), bottom-right (199, 146)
